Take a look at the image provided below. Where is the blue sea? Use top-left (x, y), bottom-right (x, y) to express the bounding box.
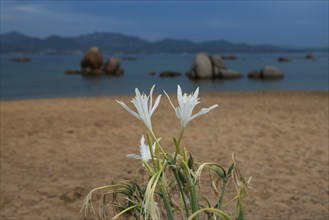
top-left (1, 52), bottom-right (328, 100)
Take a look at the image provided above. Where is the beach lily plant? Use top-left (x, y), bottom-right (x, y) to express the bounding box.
top-left (82, 85), bottom-right (251, 220)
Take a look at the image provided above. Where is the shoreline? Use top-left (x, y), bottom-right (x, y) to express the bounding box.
top-left (1, 90), bottom-right (328, 102)
top-left (1, 91), bottom-right (328, 219)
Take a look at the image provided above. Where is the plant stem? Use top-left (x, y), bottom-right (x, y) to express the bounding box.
top-left (172, 168), bottom-right (189, 218)
top-left (222, 195), bottom-right (239, 209)
top-left (159, 184), bottom-right (174, 220)
top-left (177, 128), bottom-right (185, 154)
top-left (180, 159), bottom-right (199, 220)
top-left (189, 183), bottom-right (199, 220)
top-left (173, 129), bottom-right (185, 162)
top-left (146, 133), bottom-right (157, 170)
top-left (150, 132), bottom-right (168, 159)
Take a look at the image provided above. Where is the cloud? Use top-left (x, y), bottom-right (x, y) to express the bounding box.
top-left (1, 2), bottom-right (59, 21)
top-left (13, 5), bottom-right (48, 14)
top-left (0, 2), bottom-right (135, 37)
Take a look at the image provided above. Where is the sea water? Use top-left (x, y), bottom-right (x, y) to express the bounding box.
top-left (0, 52), bottom-right (328, 100)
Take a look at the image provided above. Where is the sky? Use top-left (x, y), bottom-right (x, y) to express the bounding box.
top-left (1, 0), bottom-right (328, 48)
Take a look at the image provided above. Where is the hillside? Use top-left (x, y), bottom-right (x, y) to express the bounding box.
top-left (0, 31), bottom-right (327, 54)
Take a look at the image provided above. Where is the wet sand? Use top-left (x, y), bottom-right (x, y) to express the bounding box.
top-left (1, 91), bottom-right (328, 219)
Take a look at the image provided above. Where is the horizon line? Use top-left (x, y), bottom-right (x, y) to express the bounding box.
top-left (2, 30), bottom-right (329, 50)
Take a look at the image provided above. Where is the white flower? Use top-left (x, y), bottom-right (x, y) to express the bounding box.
top-left (116, 85), bottom-right (161, 132)
top-left (127, 135), bottom-right (155, 162)
top-left (164, 85), bottom-right (219, 128)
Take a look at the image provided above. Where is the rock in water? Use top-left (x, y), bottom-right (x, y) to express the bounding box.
top-left (159, 71), bottom-right (182, 78)
top-left (12, 57), bottom-right (30, 62)
top-left (277, 57), bottom-right (291, 62)
top-left (305, 54), bottom-right (315, 60)
top-left (186, 53), bottom-right (213, 79)
top-left (186, 53), bottom-right (241, 79)
top-left (260, 66), bottom-right (284, 79)
top-left (248, 70), bottom-right (261, 79)
top-left (80, 49), bottom-right (123, 76)
top-left (209, 55), bottom-right (227, 70)
top-left (91, 69), bottom-right (105, 76)
top-left (209, 55), bottom-right (227, 77)
top-left (219, 69), bottom-right (242, 79)
top-left (82, 67), bottom-right (92, 76)
top-left (103, 58), bottom-right (123, 76)
top-left (80, 47), bottom-right (103, 70)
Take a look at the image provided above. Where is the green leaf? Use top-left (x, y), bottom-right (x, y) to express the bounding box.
top-left (211, 165), bottom-right (226, 179)
top-left (120, 181), bottom-right (137, 196)
top-left (173, 137), bottom-right (179, 148)
top-left (188, 153), bottom-right (194, 169)
top-left (173, 137), bottom-right (181, 156)
top-left (121, 188), bottom-right (133, 196)
top-left (112, 205), bottom-right (138, 220)
top-left (227, 163), bottom-right (235, 176)
top-left (178, 170), bottom-right (187, 184)
top-left (237, 209), bottom-right (244, 220)
top-left (167, 153), bottom-right (174, 165)
top-left (200, 196), bottom-right (211, 208)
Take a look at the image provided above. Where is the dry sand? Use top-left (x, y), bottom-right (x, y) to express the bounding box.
top-left (1, 91), bottom-right (328, 219)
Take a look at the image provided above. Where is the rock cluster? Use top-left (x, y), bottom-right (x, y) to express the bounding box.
top-left (304, 54), bottom-right (315, 60)
top-left (12, 57), bottom-right (30, 62)
top-left (186, 53), bottom-right (241, 79)
top-left (159, 71), bottom-right (182, 78)
top-left (277, 57), bottom-right (291, 62)
top-left (79, 47), bottom-right (123, 76)
top-left (248, 66), bottom-right (284, 79)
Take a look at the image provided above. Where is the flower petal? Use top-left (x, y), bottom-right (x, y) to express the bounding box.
top-left (135, 88), bottom-right (141, 97)
top-left (127, 154), bottom-right (142, 160)
top-left (149, 85), bottom-right (155, 113)
top-left (190, 104), bottom-right (219, 120)
top-left (150, 95), bottom-right (161, 116)
top-left (140, 135), bottom-right (146, 146)
top-left (164, 90), bottom-right (176, 110)
top-left (193, 87), bottom-right (199, 98)
top-left (177, 85), bottom-right (183, 100)
top-left (116, 100), bottom-right (141, 120)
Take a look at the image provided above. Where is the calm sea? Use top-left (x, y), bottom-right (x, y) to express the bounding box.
top-left (1, 52), bottom-right (328, 100)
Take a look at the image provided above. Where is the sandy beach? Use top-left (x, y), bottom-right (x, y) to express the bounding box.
top-left (1, 91), bottom-right (328, 219)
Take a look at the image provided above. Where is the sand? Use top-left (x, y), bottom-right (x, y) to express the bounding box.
top-left (1, 91), bottom-right (328, 219)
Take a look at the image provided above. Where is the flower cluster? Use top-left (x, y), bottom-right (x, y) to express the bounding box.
top-left (118, 85), bottom-right (218, 161)
top-left (82, 85), bottom-right (250, 220)
top-left (117, 85), bottom-right (218, 133)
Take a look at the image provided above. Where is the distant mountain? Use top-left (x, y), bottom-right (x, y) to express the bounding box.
top-left (143, 38), bottom-right (198, 53)
top-left (0, 31), bottom-right (327, 54)
top-left (75, 32), bottom-right (150, 52)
